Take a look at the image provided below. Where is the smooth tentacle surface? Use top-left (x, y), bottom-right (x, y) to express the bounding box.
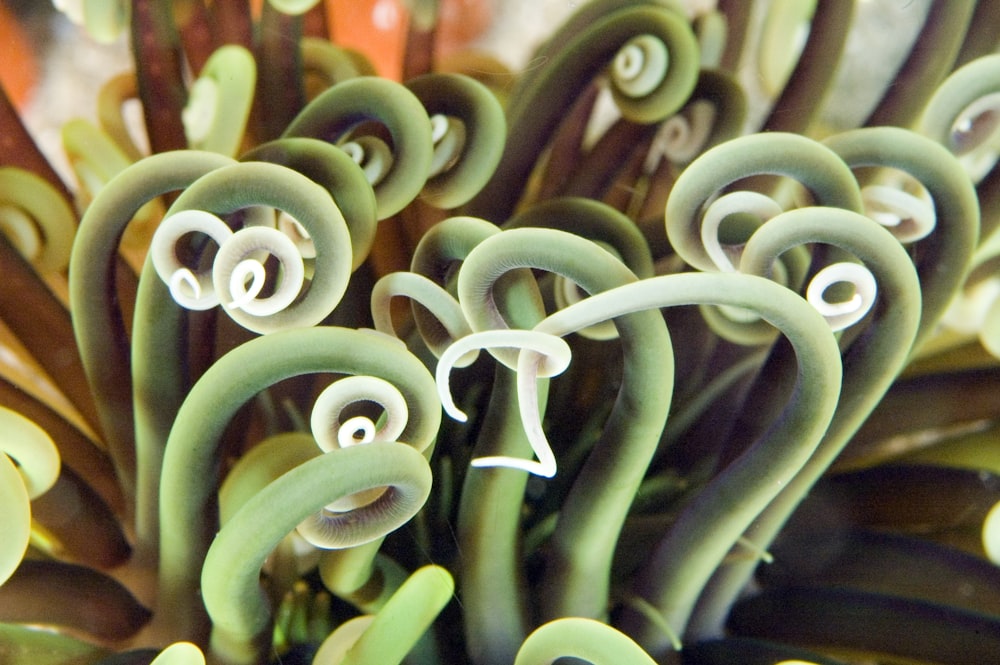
top-left (466, 2), bottom-right (700, 221)
top-left (456, 227), bottom-right (672, 621)
top-left (154, 326), bottom-right (439, 644)
top-left (0, 407), bottom-right (60, 586)
top-left (523, 272), bottom-right (842, 656)
top-left (70, 150), bottom-right (235, 516)
top-left (282, 77), bottom-right (435, 219)
top-left (687, 206), bottom-right (923, 640)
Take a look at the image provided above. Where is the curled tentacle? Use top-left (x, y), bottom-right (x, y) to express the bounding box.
top-left (665, 132), bottom-right (863, 342)
top-left (504, 196), bottom-right (654, 341)
top-left (370, 271), bottom-right (473, 362)
top-left (283, 77), bottom-right (434, 219)
top-left (689, 206), bottom-right (923, 640)
top-left (146, 160), bottom-right (353, 333)
top-left (513, 618), bottom-right (656, 665)
top-left (0, 168), bottom-right (77, 274)
top-left (405, 73), bottom-right (506, 209)
top-left (644, 68), bottom-right (747, 172)
top-left (920, 53), bottom-right (1000, 237)
top-left (408, 215), bottom-right (527, 363)
top-left (301, 38), bottom-right (367, 102)
top-left (666, 132), bottom-right (863, 273)
top-left (921, 54), bottom-right (1000, 174)
top-left (457, 227), bottom-right (672, 621)
top-left (437, 329), bottom-right (572, 477)
top-left (97, 72), bottom-right (145, 162)
top-left (70, 150), bottom-right (235, 525)
top-left (310, 565), bottom-right (453, 665)
top-left (203, 443), bottom-right (432, 665)
top-left (241, 137), bottom-right (378, 270)
top-left (155, 326), bottom-right (440, 644)
top-left (467, 2), bottom-right (700, 221)
top-left (148, 209), bottom-right (234, 311)
top-left (525, 272), bottom-right (841, 655)
top-left (182, 45), bottom-right (256, 157)
top-left (0, 407), bottom-right (60, 585)
top-left (823, 126), bottom-right (979, 344)
top-left (306, 374), bottom-right (413, 515)
top-left (61, 119), bottom-right (136, 212)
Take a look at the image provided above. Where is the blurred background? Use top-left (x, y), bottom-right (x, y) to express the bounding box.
top-left (0, 0), bottom-right (930, 183)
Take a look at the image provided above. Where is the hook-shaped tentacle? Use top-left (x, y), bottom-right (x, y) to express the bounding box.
top-left (283, 77), bottom-right (434, 219)
top-left (456, 227), bottom-right (672, 622)
top-left (153, 326), bottom-right (439, 646)
top-left (405, 73), bottom-right (506, 209)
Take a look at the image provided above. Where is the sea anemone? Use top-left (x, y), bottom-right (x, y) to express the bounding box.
top-left (2, 1), bottom-right (1000, 664)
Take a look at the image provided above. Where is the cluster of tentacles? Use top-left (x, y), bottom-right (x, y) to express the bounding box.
top-left (3, 1), bottom-right (1000, 664)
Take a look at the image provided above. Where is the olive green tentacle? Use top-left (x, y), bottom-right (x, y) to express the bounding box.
top-left (0, 168), bottom-right (75, 274)
top-left (919, 53), bottom-right (1000, 239)
top-left (217, 432), bottom-right (319, 608)
top-left (503, 196), bottom-right (653, 342)
top-left (96, 73), bottom-right (144, 162)
top-left (69, 150), bottom-right (235, 518)
top-left (142, 160), bottom-right (353, 333)
top-left (524, 273), bottom-right (839, 657)
top-left (505, 0), bottom-right (687, 121)
top-left (953, 0), bottom-right (1000, 68)
top-left (316, 543), bottom-right (404, 614)
top-left (464, 384), bottom-right (539, 665)
top-left (503, 197), bottom-right (654, 279)
top-left (406, 216), bottom-right (540, 665)
top-left (131, 160), bottom-right (353, 562)
top-left (513, 618), bottom-right (656, 665)
top-left (202, 442), bottom-right (433, 665)
top-left (664, 131), bottom-right (862, 343)
top-left (665, 132), bottom-right (863, 273)
top-left (301, 37), bottom-right (365, 96)
top-left (457, 228), bottom-right (672, 622)
top-left (0, 406), bottom-right (60, 585)
top-left (183, 45), bottom-right (256, 156)
top-left (822, 126), bottom-right (979, 345)
top-left (466, 4), bottom-right (700, 221)
top-left (408, 216), bottom-right (507, 359)
top-left (241, 137), bottom-right (378, 270)
top-left (282, 77), bottom-right (434, 219)
top-left (310, 564), bottom-right (453, 665)
top-left (686, 207), bottom-right (922, 640)
top-left (404, 73), bottom-right (506, 210)
top-left (863, 0), bottom-right (976, 128)
top-left (153, 326), bottom-right (439, 645)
